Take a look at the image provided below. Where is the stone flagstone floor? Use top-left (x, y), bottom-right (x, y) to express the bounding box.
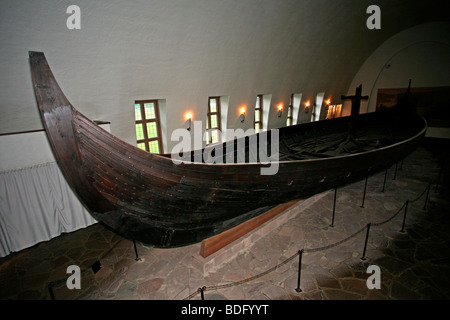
top-left (1, 139), bottom-right (449, 300)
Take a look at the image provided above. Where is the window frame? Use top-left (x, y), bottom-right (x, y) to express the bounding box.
top-left (135, 99), bottom-right (163, 154)
top-left (254, 94), bottom-right (263, 133)
top-left (326, 104), bottom-right (343, 119)
top-left (286, 94), bottom-right (294, 126)
top-left (206, 96), bottom-right (222, 145)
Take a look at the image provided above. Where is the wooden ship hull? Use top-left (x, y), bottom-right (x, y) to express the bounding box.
top-left (29, 51), bottom-right (427, 248)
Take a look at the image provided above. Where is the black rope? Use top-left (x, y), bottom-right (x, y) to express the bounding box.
top-left (409, 183), bottom-right (431, 204)
top-left (372, 202), bottom-right (406, 227)
top-left (184, 182), bottom-right (433, 300)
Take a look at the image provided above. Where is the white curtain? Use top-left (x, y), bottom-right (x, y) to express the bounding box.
top-left (0, 162), bottom-right (97, 257)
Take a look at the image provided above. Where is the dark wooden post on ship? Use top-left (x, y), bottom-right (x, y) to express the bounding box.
top-left (341, 84), bottom-right (369, 117)
top-left (341, 84), bottom-right (369, 142)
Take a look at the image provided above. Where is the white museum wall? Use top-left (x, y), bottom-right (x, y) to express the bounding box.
top-left (0, 0), bottom-right (400, 152)
top-left (344, 21), bottom-right (450, 123)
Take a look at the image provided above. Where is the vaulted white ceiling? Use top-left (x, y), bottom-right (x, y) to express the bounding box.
top-left (0, 0), bottom-right (448, 147)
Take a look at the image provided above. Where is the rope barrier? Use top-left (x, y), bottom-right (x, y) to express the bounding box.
top-left (184, 250), bottom-right (301, 300)
top-left (184, 179), bottom-right (435, 300)
top-left (304, 224), bottom-right (368, 253)
top-left (371, 202), bottom-right (406, 227)
top-left (410, 183), bottom-right (431, 204)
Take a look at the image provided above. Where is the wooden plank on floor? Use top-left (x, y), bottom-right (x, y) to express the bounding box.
top-left (199, 199), bottom-right (300, 258)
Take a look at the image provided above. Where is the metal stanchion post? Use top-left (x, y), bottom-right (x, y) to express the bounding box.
top-left (330, 187), bottom-right (337, 227)
top-left (361, 223), bottom-right (371, 261)
top-left (361, 176), bottom-right (368, 208)
top-left (48, 283), bottom-right (55, 300)
top-left (423, 184), bottom-right (431, 211)
top-left (400, 201), bottom-right (409, 233)
top-left (133, 239), bottom-right (141, 261)
top-left (435, 167), bottom-right (442, 193)
top-left (393, 162), bottom-right (398, 180)
top-left (295, 250), bottom-right (304, 293)
top-left (199, 287), bottom-right (206, 300)
top-left (381, 168), bottom-right (388, 193)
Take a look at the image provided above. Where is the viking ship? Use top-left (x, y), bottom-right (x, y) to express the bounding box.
top-left (29, 51), bottom-right (427, 248)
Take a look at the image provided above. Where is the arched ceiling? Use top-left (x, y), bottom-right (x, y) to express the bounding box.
top-left (0, 0), bottom-right (449, 145)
